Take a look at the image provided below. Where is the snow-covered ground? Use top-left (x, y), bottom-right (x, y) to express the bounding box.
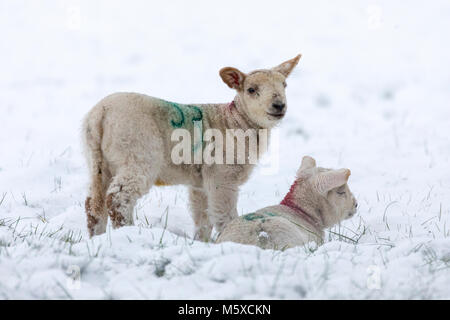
top-left (1, 0), bottom-right (449, 299)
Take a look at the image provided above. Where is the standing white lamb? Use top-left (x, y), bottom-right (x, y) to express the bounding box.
top-left (216, 156), bottom-right (358, 249)
top-left (82, 55), bottom-right (301, 240)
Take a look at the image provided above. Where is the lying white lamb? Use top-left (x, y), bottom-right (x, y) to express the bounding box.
top-left (216, 156), bottom-right (358, 249)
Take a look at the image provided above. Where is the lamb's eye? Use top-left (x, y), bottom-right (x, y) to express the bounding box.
top-left (247, 87), bottom-right (256, 94)
top-left (337, 191), bottom-right (346, 195)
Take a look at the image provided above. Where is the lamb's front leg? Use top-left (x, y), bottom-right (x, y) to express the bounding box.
top-left (205, 180), bottom-right (239, 233)
top-left (189, 187), bottom-right (213, 242)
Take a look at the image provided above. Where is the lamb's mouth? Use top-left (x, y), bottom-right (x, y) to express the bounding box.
top-left (266, 112), bottom-right (285, 119)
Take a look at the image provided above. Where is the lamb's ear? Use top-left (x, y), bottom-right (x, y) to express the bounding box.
top-left (219, 67), bottom-right (246, 90)
top-left (297, 156), bottom-right (316, 176)
top-left (315, 168), bottom-right (351, 195)
top-left (272, 54), bottom-right (302, 77)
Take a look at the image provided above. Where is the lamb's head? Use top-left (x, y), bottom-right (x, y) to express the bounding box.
top-left (283, 156), bottom-right (358, 228)
top-left (219, 54), bottom-right (301, 128)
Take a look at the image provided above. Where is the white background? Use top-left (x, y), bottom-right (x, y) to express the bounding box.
top-left (0, 0), bottom-right (449, 299)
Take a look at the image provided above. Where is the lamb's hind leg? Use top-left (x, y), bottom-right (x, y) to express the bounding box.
top-left (189, 187), bottom-right (212, 241)
top-left (85, 163), bottom-right (111, 236)
top-left (85, 195), bottom-right (108, 237)
top-left (106, 166), bottom-right (156, 228)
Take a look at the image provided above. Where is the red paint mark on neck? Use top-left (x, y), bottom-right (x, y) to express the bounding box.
top-left (280, 180), bottom-right (298, 206)
top-left (280, 180), bottom-right (319, 226)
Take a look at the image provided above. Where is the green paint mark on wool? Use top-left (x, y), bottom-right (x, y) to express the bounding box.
top-left (166, 101), bottom-right (185, 128)
top-left (263, 212), bottom-right (277, 217)
top-left (242, 211), bottom-right (278, 222)
top-left (160, 100), bottom-right (203, 128)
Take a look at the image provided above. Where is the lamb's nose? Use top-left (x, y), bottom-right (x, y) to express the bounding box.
top-left (272, 103), bottom-right (285, 111)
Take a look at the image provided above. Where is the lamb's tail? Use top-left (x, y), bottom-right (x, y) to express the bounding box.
top-left (82, 106), bottom-right (106, 220)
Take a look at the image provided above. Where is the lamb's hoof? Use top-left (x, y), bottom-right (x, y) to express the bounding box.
top-left (194, 227), bottom-right (212, 242)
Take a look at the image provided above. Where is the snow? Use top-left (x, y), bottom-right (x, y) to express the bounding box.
top-left (0, 0), bottom-right (449, 299)
top-left (259, 231), bottom-right (269, 239)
